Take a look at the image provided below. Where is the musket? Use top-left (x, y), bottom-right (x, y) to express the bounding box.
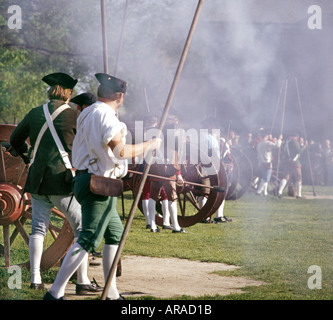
top-left (275, 79), bottom-right (288, 190)
top-left (114, 0), bottom-right (129, 76)
top-left (100, 0), bottom-right (109, 74)
top-left (270, 80), bottom-right (284, 136)
top-left (127, 169), bottom-right (225, 193)
top-left (143, 88), bottom-right (150, 113)
top-left (295, 77), bottom-right (316, 197)
top-left (101, 0), bottom-right (205, 300)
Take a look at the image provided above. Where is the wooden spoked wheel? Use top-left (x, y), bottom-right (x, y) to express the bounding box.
top-left (225, 148), bottom-right (253, 200)
top-left (130, 161), bottom-right (228, 228)
top-left (0, 124), bottom-right (74, 270)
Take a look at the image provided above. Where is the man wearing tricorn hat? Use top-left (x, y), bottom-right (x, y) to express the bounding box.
top-left (44, 73), bottom-right (161, 300)
top-left (70, 92), bottom-right (97, 112)
top-left (10, 72), bottom-right (97, 293)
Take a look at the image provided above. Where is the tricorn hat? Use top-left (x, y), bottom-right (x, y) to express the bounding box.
top-left (70, 92), bottom-right (97, 107)
top-left (42, 72), bottom-right (78, 89)
top-left (95, 73), bottom-right (127, 94)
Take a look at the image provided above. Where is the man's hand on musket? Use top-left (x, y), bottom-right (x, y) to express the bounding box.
top-left (176, 173), bottom-right (184, 187)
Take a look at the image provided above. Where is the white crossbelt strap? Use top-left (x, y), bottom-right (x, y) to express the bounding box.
top-left (31, 104), bottom-right (71, 165)
top-left (42, 104), bottom-right (75, 177)
top-left (30, 104), bottom-right (74, 177)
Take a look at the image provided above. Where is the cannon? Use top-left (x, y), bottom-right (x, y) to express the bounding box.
top-left (0, 124), bottom-right (74, 270)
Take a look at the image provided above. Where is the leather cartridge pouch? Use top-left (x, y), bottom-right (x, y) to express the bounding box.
top-left (89, 174), bottom-right (123, 197)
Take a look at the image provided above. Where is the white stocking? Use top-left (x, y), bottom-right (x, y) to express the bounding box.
top-left (102, 244), bottom-right (120, 299)
top-left (162, 200), bottom-right (171, 226)
top-left (148, 198), bottom-right (157, 230)
top-left (142, 199), bottom-right (150, 225)
top-left (198, 196), bottom-right (207, 209)
top-left (278, 178), bottom-right (287, 195)
top-left (49, 242), bottom-right (88, 299)
top-left (76, 253), bottom-right (90, 285)
top-left (263, 182), bottom-right (268, 196)
top-left (29, 234), bottom-right (44, 284)
top-left (215, 200), bottom-right (225, 218)
top-left (256, 179), bottom-right (265, 194)
top-left (169, 201), bottom-right (181, 231)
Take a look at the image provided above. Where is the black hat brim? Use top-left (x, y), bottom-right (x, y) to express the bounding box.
top-left (95, 73), bottom-right (127, 94)
top-left (42, 72), bottom-right (78, 89)
top-left (71, 93), bottom-right (97, 106)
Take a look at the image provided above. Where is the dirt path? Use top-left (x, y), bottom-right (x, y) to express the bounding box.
top-left (52, 255), bottom-right (264, 300)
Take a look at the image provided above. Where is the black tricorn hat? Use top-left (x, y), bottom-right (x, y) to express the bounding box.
top-left (70, 92), bottom-right (97, 107)
top-left (42, 72), bottom-right (78, 89)
top-left (95, 73), bottom-right (127, 94)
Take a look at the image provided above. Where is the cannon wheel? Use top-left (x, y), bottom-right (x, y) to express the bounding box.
top-left (130, 162), bottom-right (228, 228)
top-left (0, 124), bottom-right (74, 270)
top-left (226, 148), bottom-right (253, 200)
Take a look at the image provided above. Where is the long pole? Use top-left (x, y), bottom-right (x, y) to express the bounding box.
top-left (275, 79), bottom-right (288, 190)
top-left (100, 0), bottom-right (109, 74)
top-left (295, 77), bottom-right (316, 197)
top-left (270, 80), bottom-right (284, 135)
top-left (101, 0), bottom-right (205, 300)
top-left (114, 0), bottom-right (129, 76)
top-left (144, 88), bottom-right (150, 112)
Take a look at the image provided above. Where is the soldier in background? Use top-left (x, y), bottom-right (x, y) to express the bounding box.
top-left (148, 115), bottom-right (185, 233)
top-left (141, 113), bottom-right (171, 230)
top-left (256, 130), bottom-right (282, 196)
top-left (71, 92), bottom-right (97, 112)
top-left (277, 131), bottom-right (307, 198)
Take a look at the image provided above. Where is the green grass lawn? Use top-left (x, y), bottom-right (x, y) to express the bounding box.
top-left (1, 185), bottom-right (333, 300)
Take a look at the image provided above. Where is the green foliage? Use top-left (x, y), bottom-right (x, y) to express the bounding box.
top-left (0, 0), bottom-right (206, 124)
top-left (0, 0), bottom-right (101, 123)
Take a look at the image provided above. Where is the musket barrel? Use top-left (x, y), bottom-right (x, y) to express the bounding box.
top-left (127, 169), bottom-right (225, 192)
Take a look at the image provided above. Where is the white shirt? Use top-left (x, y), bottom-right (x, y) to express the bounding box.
top-left (200, 131), bottom-right (221, 175)
top-left (256, 139), bottom-right (281, 165)
top-left (72, 101), bottom-right (128, 178)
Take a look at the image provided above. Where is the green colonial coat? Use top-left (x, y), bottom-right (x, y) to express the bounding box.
top-left (10, 100), bottom-right (79, 195)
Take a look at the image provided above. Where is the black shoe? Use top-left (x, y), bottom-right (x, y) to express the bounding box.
top-left (162, 225), bottom-right (172, 230)
top-left (76, 282), bottom-right (103, 295)
top-left (222, 216), bottom-right (232, 222)
top-left (146, 224), bottom-right (151, 229)
top-left (213, 217), bottom-right (225, 223)
top-left (172, 228), bottom-right (186, 233)
top-left (150, 227), bottom-right (161, 233)
top-left (30, 283), bottom-right (45, 290)
top-left (43, 291), bottom-right (66, 300)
